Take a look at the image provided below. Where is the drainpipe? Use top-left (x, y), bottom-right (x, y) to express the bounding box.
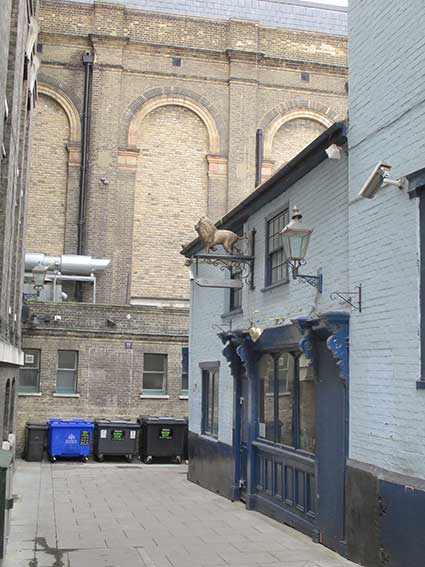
top-left (78, 50), bottom-right (94, 256)
top-left (255, 128), bottom-right (263, 187)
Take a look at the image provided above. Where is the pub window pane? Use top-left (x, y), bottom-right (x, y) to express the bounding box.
top-left (266, 209), bottom-right (289, 286)
top-left (57, 351), bottom-right (78, 394)
top-left (258, 354), bottom-right (274, 441)
top-left (202, 368), bottom-right (219, 437)
top-left (18, 349), bottom-right (40, 393)
top-left (181, 347), bottom-right (189, 392)
top-left (299, 357), bottom-right (315, 453)
top-left (143, 354), bottom-right (167, 394)
top-left (277, 354), bottom-right (295, 446)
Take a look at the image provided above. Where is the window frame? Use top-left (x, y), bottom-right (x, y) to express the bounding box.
top-left (229, 268), bottom-right (243, 312)
top-left (18, 348), bottom-right (41, 393)
top-left (257, 351), bottom-right (314, 455)
top-left (142, 353), bottom-right (168, 396)
top-left (56, 350), bottom-right (78, 395)
top-left (264, 207), bottom-right (290, 288)
top-left (181, 347), bottom-right (189, 395)
top-left (200, 361), bottom-right (220, 438)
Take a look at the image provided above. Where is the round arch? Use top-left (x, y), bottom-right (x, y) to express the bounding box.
top-left (127, 94), bottom-right (221, 155)
top-left (37, 82), bottom-right (81, 144)
top-left (263, 109), bottom-right (334, 161)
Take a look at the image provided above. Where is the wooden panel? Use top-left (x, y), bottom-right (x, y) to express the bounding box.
top-left (295, 470), bottom-right (306, 512)
top-left (284, 465), bottom-right (294, 506)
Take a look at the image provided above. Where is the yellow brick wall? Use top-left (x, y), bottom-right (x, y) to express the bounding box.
top-left (131, 105), bottom-right (209, 300)
top-left (272, 118), bottom-right (326, 171)
top-left (26, 94), bottom-right (69, 255)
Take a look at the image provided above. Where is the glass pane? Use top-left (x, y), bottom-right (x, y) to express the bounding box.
top-left (23, 349), bottom-right (39, 368)
top-left (258, 354), bottom-right (274, 441)
top-left (143, 372), bottom-right (164, 391)
top-left (18, 369), bottom-right (39, 392)
top-left (56, 370), bottom-right (76, 393)
top-left (277, 353), bottom-right (289, 393)
top-left (58, 351), bottom-right (77, 370)
top-left (144, 354), bottom-right (166, 372)
top-left (213, 370), bottom-right (219, 436)
top-left (277, 355), bottom-right (294, 446)
top-left (181, 373), bottom-right (188, 391)
top-left (299, 359), bottom-right (315, 453)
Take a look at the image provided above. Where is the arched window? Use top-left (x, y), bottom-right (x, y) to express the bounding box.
top-left (3, 380), bottom-right (10, 442)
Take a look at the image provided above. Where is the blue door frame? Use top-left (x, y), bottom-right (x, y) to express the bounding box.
top-left (223, 312), bottom-right (350, 550)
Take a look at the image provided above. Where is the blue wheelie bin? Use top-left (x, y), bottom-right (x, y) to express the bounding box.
top-left (48, 419), bottom-right (94, 462)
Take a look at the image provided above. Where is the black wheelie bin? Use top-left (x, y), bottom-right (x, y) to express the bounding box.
top-left (93, 420), bottom-right (139, 462)
top-left (24, 422), bottom-right (48, 462)
top-left (138, 416), bottom-right (187, 464)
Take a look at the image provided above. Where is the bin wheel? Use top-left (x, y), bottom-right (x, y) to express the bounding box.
top-left (82, 456), bottom-right (88, 463)
top-left (97, 454), bottom-right (104, 462)
top-left (125, 455), bottom-right (133, 463)
top-left (144, 456), bottom-right (153, 464)
top-left (50, 456), bottom-right (56, 463)
top-left (175, 456), bottom-right (182, 464)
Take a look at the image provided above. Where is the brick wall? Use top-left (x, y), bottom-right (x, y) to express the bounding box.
top-left (348, 1), bottom-right (425, 479)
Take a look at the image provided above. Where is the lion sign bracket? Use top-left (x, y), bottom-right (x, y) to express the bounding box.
top-left (184, 217), bottom-right (255, 288)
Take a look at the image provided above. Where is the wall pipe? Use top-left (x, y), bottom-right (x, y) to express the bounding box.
top-left (78, 50), bottom-right (94, 256)
top-left (255, 128), bottom-right (263, 187)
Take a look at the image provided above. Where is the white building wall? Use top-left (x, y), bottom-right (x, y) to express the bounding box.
top-left (189, 154), bottom-right (349, 447)
top-left (348, 1), bottom-right (425, 477)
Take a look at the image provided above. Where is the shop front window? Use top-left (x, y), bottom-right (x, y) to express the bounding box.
top-left (257, 352), bottom-right (315, 454)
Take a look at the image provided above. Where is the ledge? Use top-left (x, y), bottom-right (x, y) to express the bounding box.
top-left (221, 307), bottom-right (243, 319)
top-left (139, 394), bottom-right (170, 399)
top-left (18, 392), bottom-right (42, 397)
top-left (179, 395), bottom-right (189, 400)
top-left (53, 393), bottom-right (80, 398)
top-left (261, 279), bottom-right (289, 293)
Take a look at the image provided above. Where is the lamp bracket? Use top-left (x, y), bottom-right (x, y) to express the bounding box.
top-left (186, 254), bottom-right (255, 286)
top-left (287, 260), bottom-right (323, 293)
top-left (330, 284), bottom-right (362, 312)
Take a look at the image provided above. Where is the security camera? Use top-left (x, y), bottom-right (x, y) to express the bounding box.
top-left (325, 144), bottom-right (342, 160)
top-left (358, 161), bottom-right (395, 199)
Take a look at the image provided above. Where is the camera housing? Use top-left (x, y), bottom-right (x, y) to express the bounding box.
top-left (358, 161), bottom-right (393, 199)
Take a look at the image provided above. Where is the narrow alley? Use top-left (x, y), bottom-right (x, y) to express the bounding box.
top-left (2, 461), bottom-right (358, 567)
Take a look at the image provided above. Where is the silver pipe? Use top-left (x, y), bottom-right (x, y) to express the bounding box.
top-left (25, 253), bottom-right (110, 275)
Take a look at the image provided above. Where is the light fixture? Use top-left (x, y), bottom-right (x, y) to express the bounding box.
top-left (31, 262), bottom-right (48, 296)
top-left (325, 144), bottom-right (342, 160)
top-left (280, 207), bottom-right (322, 292)
top-left (248, 321), bottom-right (263, 342)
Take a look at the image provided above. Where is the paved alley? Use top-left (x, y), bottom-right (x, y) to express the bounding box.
top-left (2, 460), bottom-right (359, 567)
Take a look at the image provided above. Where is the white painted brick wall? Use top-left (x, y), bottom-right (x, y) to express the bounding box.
top-left (348, 1), bottom-right (425, 477)
top-left (189, 155), bottom-right (349, 447)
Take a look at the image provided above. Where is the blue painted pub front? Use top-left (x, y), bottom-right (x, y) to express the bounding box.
top-left (223, 312), bottom-right (349, 554)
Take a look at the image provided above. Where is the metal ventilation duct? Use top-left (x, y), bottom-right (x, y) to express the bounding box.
top-left (25, 253), bottom-right (110, 275)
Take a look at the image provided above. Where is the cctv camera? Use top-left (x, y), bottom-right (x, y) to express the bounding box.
top-left (358, 161), bottom-right (392, 199)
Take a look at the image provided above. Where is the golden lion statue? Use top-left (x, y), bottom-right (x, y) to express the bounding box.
top-left (195, 216), bottom-right (242, 254)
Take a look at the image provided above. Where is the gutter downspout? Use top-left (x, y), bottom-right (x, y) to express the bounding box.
top-left (78, 50), bottom-right (94, 256)
top-left (77, 50), bottom-right (94, 301)
top-left (255, 128), bottom-right (263, 187)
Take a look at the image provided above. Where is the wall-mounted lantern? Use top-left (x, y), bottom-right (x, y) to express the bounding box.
top-left (280, 207), bottom-right (322, 293)
top-left (31, 262), bottom-right (48, 296)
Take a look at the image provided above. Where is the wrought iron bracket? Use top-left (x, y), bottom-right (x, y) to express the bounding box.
top-left (287, 260), bottom-right (323, 293)
top-left (186, 253), bottom-right (255, 286)
top-left (330, 284), bottom-right (362, 312)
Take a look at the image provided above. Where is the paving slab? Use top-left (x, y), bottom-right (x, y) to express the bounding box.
top-left (0, 460), bottom-right (360, 567)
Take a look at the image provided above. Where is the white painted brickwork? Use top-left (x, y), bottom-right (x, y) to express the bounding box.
top-left (189, 155), bottom-right (349, 447)
top-left (348, 1), bottom-right (425, 477)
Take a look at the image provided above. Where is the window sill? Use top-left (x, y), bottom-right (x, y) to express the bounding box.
top-left (200, 433), bottom-right (219, 443)
top-left (53, 393), bottom-right (80, 398)
top-left (261, 280), bottom-right (289, 293)
top-left (18, 392), bottom-right (42, 397)
top-left (140, 394), bottom-right (169, 399)
top-left (179, 395), bottom-right (188, 400)
top-left (221, 307), bottom-right (243, 319)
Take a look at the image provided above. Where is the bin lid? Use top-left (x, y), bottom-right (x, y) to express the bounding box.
top-left (48, 419), bottom-right (94, 428)
top-left (138, 416), bottom-right (187, 424)
top-left (95, 420), bottom-right (138, 427)
top-left (26, 422), bottom-right (48, 429)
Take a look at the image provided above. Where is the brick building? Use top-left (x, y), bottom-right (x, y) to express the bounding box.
top-left (0, 0), bottom-right (40, 556)
top-left (18, 0), bottom-right (347, 451)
